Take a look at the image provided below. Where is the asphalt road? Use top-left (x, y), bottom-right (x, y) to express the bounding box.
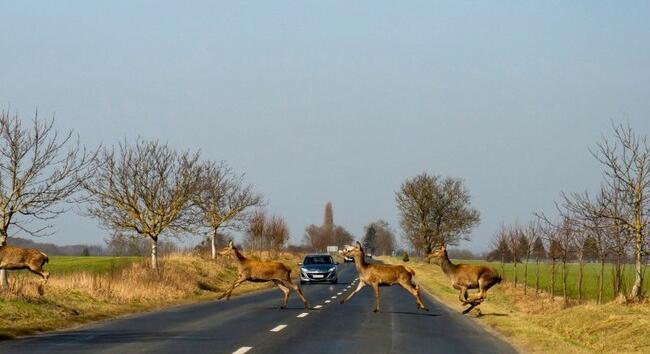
top-left (0, 263), bottom-right (516, 354)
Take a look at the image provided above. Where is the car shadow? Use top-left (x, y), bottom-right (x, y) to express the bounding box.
top-left (385, 310), bottom-right (441, 317)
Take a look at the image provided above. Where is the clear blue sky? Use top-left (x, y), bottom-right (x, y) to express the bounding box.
top-left (1, 1), bottom-right (649, 252)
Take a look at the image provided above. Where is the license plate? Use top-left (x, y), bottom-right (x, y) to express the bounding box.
top-left (312, 274), bottom-right (324, 279)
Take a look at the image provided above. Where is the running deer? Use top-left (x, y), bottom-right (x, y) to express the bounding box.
top-left (427, 245), bottom-right (501, 314)
top-left (339, 242), bottom-right (428, 313)
top-left (217, 241), bottom-right (309, 309)
top-left (0, 243), bottom-right (50, 288)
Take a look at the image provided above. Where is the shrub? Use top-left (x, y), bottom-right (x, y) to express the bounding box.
top-left (402, 251), bottom-right (410, 262)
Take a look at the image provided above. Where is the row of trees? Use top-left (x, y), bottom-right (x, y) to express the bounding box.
top-left (243, 209), bottom-right (290, 255)
top-left (0, 111), bottom-right (268, 290)
top-left (302, 202), bottom-right (354, 251)
top-left (490, 123), bottom-right (649, 303)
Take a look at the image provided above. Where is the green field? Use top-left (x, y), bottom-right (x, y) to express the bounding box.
top-left (456, 259), bottom-right (650, 302)
top-left (14, 256), bottom-right (142, 276)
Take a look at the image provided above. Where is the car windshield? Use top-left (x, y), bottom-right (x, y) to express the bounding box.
top-left (303, 256), bottom-right (334, 265)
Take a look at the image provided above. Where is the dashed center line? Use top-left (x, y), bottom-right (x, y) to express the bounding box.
top-left (331, 296), bottom-right (337, 299)
top-left (270, 324), bottom-right (287, 332)
top-left (337, 292), bottom-right (342, 295)
top-left (297, 312), bottom-right (309, 318)
top-left (232, 347), bottom-right (252, 354)
top-left (325, 300), bottom-right (331, 303)
top-left (314, 305), bottom-right (323, 309)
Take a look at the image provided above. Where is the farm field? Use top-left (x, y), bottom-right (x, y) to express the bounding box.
top-left (457, 259), bottom-right (650, 302)
top-left (381, 256), bottom-right (650, 354)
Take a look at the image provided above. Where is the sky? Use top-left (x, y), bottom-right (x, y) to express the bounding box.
top-left (1, 1), bottom-right (649, 252)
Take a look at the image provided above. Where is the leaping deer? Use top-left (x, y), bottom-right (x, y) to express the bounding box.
top-left (0, 243), bottom-right (50, 290)
top-left (340, 242), bottom-right (428, 313)
top-left (427, 245), bottom-right (501, 314)
top-left (217, 241), bottom-right (309, 309)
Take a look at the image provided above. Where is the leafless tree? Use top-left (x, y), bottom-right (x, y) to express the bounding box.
top-left (0, 111), bottom-right (95, 288)
top-left (303, 202), bottom-right (353, 251)
top-left (505, 223), bottom-right (524, 287)
top-left (244, 208), bottom-right (266, 254)
top-left (521, 220), bottom-right (539, 295)
top-left (396, 173), bottom-right (480, 254)
top-left (531, 233), bottom-right (546, 295)
top-left (82, 139), bottom-right (201, 270)
top-left (489, 224), bottom-right (511, 277)
top-left (590, 123), bottom-right (649, 301)
top-left (267, 215), bottom-right (290, 254)
top-left (193, 161), bottom-right (262, 259)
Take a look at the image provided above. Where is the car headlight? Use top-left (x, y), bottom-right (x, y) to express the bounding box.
top-left (328, 266), bottom-right (336, 272)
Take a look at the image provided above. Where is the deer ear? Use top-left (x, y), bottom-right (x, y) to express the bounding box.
top-left (228, 240), bottom-right (234, 247)
top-left (355, 241), bottom-right (362, 248)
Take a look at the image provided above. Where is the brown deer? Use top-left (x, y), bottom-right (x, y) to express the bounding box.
top-left (0, 244), bottom-right (50, 288)
top-left (427, 245), bottom-right (501, 314)
top-left (217, 241), bottom-right (309, 309)
top-left (339, 242), bottom-right (428, 313)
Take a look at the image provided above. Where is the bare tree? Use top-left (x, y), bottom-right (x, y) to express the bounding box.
top-left (505, 223), bottom-right (523, 287)
top-left (244, 208), bottom-right (266, 254)
top-left (531, 234), bottom-right (546, 295)
top-left (0, 111), bottom-right (95, 288)
top-left (362, 220), bottom-right (396, 256)
top-left (193, 161), bottom-right (262, 259)
top-left (267, 215), bottom-right (290, 254)
top-left (82, 139), bottom-right (201, 270)
top-left (590, 123), bottom-right (649, 301)
top-left (396, 173), bottom-right (480, 254)
top-left (521, 220), bottom-right (539, 295)
top-left (303, 202), bottom-right (353, 251)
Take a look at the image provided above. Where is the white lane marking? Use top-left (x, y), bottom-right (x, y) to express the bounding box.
top-left (337, 292), bottom-right (342, 295)
top-left (325, 300), bottom-right (331, 303)
top-left (233, 347), bottom-right (252, 354)
top-left (314, 305), bottom-right (323, 309)
top-left (297, 312), bottom-right (309, 318)
top-left (270, 324), bottom-right (287, 332)
top-left (331, 296), bottom-right (337, 299)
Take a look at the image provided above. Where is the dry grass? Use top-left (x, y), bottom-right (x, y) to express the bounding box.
top-left (0, 252), bottom-right (303, 339)
top-left (379, 256), bottom-right (650, 354)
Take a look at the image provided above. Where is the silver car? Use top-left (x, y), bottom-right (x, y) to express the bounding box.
top-left (299, 254), bottom-right (338, 284)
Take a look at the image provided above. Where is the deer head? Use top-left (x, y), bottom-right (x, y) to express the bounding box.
top-left (217, 240), bottom-right (235, 257)
top-left (426, 245), bottom-right (447, 264)
top-left (341, 241), bottom-right (364, 258)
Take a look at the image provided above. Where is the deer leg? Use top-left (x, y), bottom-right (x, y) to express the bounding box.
top-left (282, 279), bottom-right (309, 309)
top-left (273, 280), bottom-right (290, 309)
top-left (458, 286), bottom-right (470, 305)
top-left (399, 281), bottom-right (429, 311)
top-left (468, 280), bottom-right (489, 306)
top-left (371, 283), bottom-right (381, 313)
top-left (340, 281), bottom-right (366, 304)
top-left (219, 276), bottom-right (246, 300)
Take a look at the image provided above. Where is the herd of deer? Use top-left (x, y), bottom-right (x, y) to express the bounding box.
top-left (0, 239), bottom-right (501, 315)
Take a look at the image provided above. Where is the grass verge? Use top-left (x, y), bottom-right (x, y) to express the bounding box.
top-left (379, 256), bottom-right (650, 354)
top-left (0, 252), bottom-right (303, 339)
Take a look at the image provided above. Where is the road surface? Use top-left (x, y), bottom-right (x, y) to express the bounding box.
top-left (0, 263), bottom-right (516, 354)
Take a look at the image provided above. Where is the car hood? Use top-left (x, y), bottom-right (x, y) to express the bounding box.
top-left (301, 264), bottom-right (335, 272)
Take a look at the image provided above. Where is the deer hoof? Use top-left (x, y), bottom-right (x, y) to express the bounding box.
top-left (373, 309), bottom-right (379, 313)
top-left (339, 300), bottom-right (345, 304)
top-left (421, 306), bottom-right (429, 312)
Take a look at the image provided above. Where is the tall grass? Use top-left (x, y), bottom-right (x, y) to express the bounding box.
top-left (0, 252), bottom-right (303, 338)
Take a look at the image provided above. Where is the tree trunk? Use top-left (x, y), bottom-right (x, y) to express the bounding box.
top-left (629, 231), bottom-right (644, 301)
top-left (598, 258), bottom-right (605, 304)
top-left (523, 256), bottom-right (529, 295)
top-left (577, 256), bottom-right (584, 301)
top-left (535, 257), bottom-right (540, 295)
top-left (551, 258), bottom-right (556, 301)
top-left (512, 256), bottom-right (518, 288)
top-left (210, 229), bottom-right (217, 260)
top-left (500, 254), bottom-right (505, 279)
top-left (562, 258), bottom-right (568, 305)
top-left (0, 269), bottom-right (7, 289)
top-left (151, 237), bottom-right (158, 270)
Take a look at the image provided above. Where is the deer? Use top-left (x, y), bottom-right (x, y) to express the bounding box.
top-left (339, 241), bottom-right (428, 313)
top-left (427, 245), bottom-right (501, 315)
top-left (217, 240), bottom-right (309, 309)
top-left (0, 243), bottom-right (50, 289)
